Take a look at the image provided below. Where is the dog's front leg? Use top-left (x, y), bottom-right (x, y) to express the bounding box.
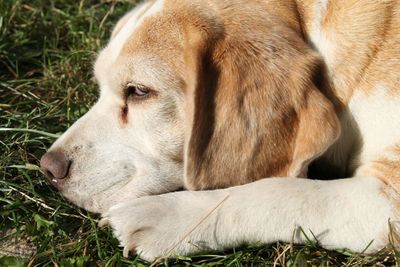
top-left (102, 176), bottom-right (397, 261)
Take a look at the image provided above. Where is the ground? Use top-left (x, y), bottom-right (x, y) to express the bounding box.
top-left (0, 0), bottom-right (399, 266)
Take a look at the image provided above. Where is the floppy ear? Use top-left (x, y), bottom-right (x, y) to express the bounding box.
top-left (288, 84), bottom-right (341, 178)
top-left (183, 21), bottom-right (340, 190)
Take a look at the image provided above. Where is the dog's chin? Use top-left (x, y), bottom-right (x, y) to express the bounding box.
top-left (56, 172), bottom-right (186, 214)
top-left (60, 189), bottom-right (107, 214)
top-left (60, 185), bottom-right (147, 214)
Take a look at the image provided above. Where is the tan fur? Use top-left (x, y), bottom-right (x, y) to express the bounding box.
top-left (298, 0), bottom-right (400, 194)
top-left (371, 145), bottom-right (400, 193)
top-left (38, 0), bottom-right (400, 257)
top-left (43, 0), bottom-right (400, 219)
top-left (111, 0), bottom-right (340, 189)
top-left (110, 1), bottom-right (155, 39)
top-left (107, 0), bottom-right (400, 191)
top-left (298, 0), bottom-right (400, 103)
top-left (182, 9), bottom-right (341, 188)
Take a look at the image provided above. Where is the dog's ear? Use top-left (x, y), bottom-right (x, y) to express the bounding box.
top-left (287, 82), bottom-right (340, 178)
top-left (183, 21), bottom-right (340, 190)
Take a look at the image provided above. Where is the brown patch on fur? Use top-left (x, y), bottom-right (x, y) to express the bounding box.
top-left (114, 0), bottom-right (341, 190)
top-left (371, 145), bottom-right (400, 195)
top-left (297, 0), bottom-right (400, 103)
top-left (111, 0), bottom-right (155, 39)
top-left (121, 105), bottom-right (129, 125)
top-left (111, 0), bottom-right (398, 191)
top-left (289, 88), bottom-right (340, 177)
top-left (178, 1), bottom-right (340, 190)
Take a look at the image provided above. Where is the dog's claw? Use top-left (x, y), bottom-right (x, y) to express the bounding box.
top-left (123, 243), bottom-right (136, 258)
top-left (123, 246), bottom-right (130, 258)
top-left (98, 218), bottom-right (110, 228)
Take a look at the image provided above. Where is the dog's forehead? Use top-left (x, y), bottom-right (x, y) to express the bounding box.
top-left (108, 0), bottom-right (166, 63)
top-left (94, 1), bottom-right (163, 82)
top-left (94, 0), bottom-right (188, 94)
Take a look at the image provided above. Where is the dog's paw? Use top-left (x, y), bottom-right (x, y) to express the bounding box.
top-left (101, 191), bottom-right (228, 262)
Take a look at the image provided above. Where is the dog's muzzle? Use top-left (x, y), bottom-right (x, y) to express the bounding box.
top-left (40, 150), bottom-right (72, 189)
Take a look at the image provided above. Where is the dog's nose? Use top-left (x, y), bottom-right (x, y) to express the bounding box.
top-left (40, 151), bottom-right (71, 186)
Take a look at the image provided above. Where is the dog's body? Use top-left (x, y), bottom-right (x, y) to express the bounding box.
top-left (40, 0), bottom-right (400, 261)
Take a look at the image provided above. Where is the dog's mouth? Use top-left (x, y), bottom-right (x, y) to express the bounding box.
top-left (54, 172), bottom-right (138, 213)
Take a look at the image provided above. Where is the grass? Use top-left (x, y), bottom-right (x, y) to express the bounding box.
top-left (0, 0), bottom-right (399, 266)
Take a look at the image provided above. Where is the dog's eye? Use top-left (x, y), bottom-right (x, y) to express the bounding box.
top-left (126, 84), bottom-right (151, 100)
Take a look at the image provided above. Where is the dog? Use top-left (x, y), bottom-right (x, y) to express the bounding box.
top-left (40, 0), bottom-right (400, 261)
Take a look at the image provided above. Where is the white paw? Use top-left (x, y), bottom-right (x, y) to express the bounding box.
top-left (100, 191), bottom-right (228, 262)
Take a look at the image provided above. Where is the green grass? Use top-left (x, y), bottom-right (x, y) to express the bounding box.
top-left (0, 0), bottom-right (399, 266)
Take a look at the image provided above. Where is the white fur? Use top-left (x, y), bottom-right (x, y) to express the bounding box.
top-left (104, 176), bottom-right (394, 261)
top-left (45, 0), bottom-right (400, 261)
top-left (50, 92), bottom-right (184, 212)
top-left (350, 85), bottom-right (400, 164)
top-left (50, 54), bottom-right (185, 213)
top-left (309, 0), bottom-right (336, 67)
top-left (107, 0), bottom-right (165, 62)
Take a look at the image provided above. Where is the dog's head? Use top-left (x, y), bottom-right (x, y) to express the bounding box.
top-left (40, 0), bottom-right (340, 213)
